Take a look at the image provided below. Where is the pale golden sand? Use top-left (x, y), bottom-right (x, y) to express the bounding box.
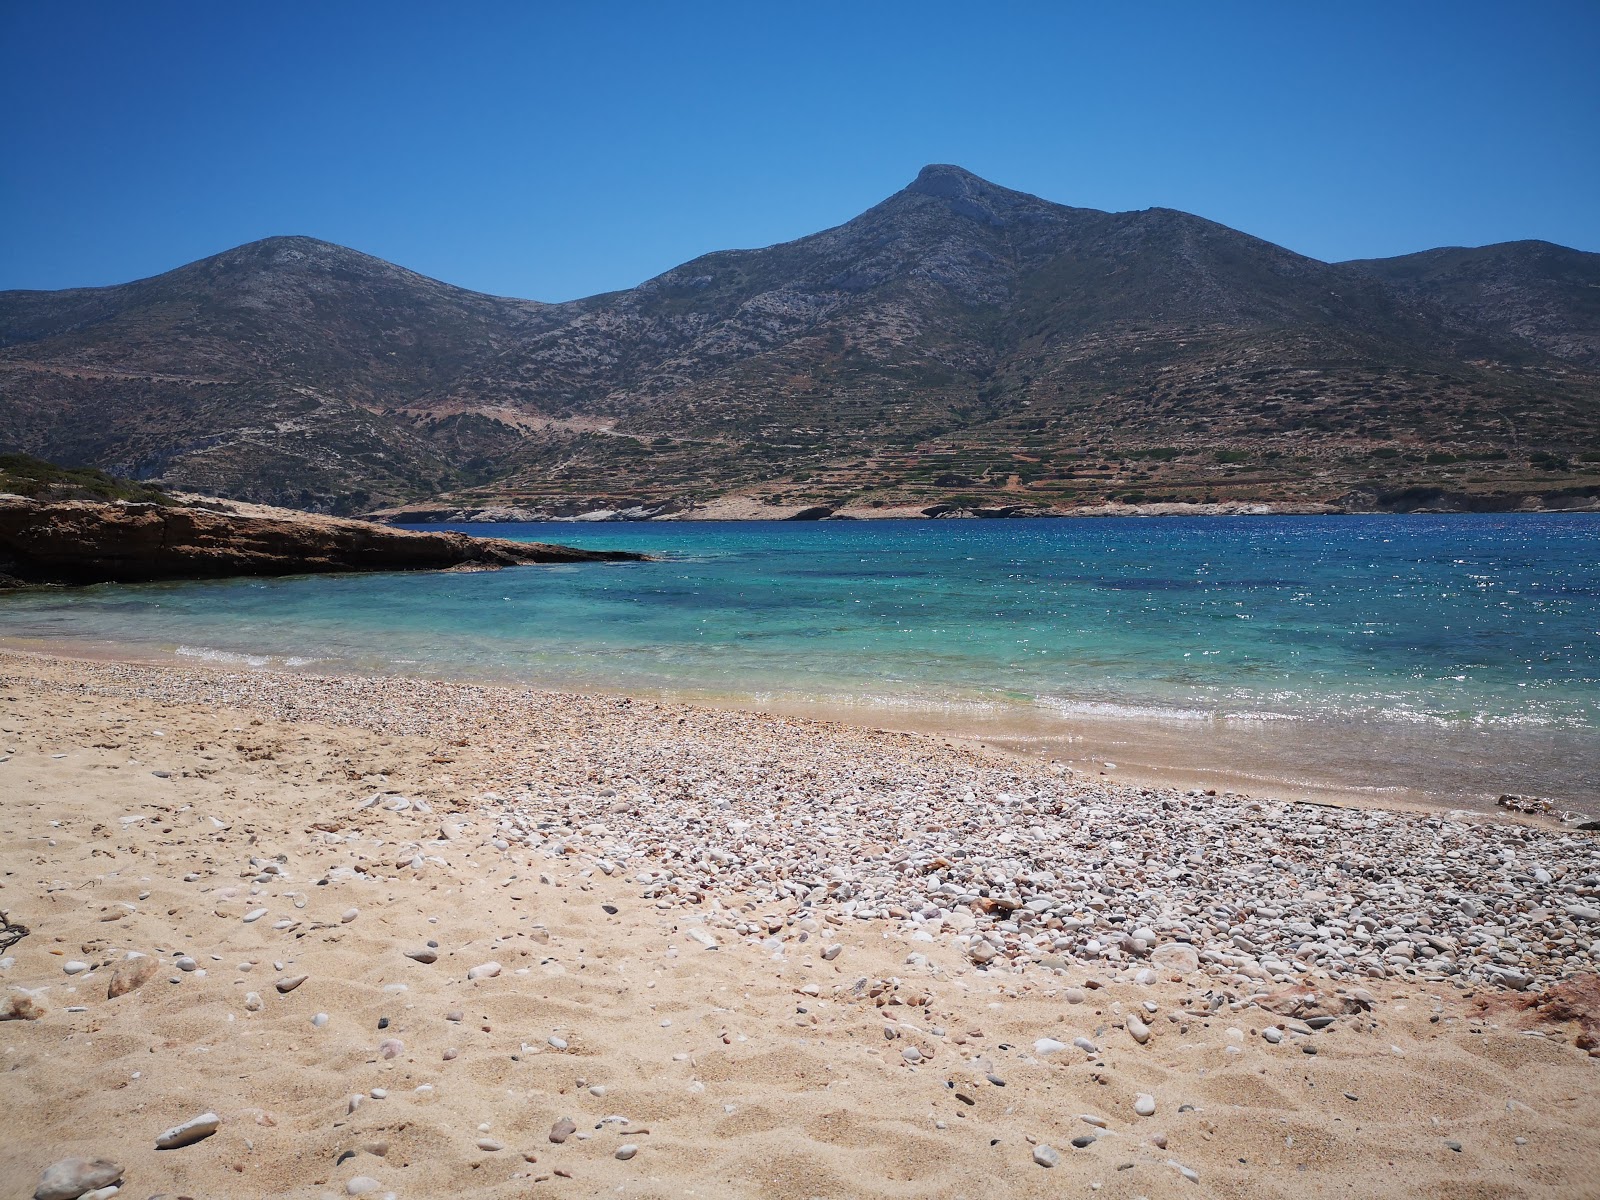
top-left (1, 651), bottom-right (1597, 1199)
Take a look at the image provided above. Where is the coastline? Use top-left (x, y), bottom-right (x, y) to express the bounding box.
top-left (2, 631), bottom-right (1589, 821)
top-left (3, 646), bottom-right (1598, 1198)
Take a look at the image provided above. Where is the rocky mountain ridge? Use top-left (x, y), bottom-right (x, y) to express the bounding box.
top-left (3, 165), bottom-right (1596, 515)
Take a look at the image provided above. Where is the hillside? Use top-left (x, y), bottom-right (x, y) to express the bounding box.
top-left (2, 166), bottom-right (1597, 515)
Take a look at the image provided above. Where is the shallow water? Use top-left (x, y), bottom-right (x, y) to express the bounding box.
top-left (3, 514), bottom-right (1596, 809)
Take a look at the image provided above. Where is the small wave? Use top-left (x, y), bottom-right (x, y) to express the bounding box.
top-left (176, 645), bottom-right (270, 668)
top-left (175, 645), bottom-right (320, 670)
top-left (1040, 698), bottom-right (1213, 723)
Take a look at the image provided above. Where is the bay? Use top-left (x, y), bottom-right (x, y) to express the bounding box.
top-left (2, 513), bottom-right (1595, 811)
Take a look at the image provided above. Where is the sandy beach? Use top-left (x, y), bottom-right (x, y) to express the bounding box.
top-left (2, 648), bottom-right (1598, 1199)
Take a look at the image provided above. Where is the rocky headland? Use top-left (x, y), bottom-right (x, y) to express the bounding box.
top-left (0, 494), bottom-right (644, 588)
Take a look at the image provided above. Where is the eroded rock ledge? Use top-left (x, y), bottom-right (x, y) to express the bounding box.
top-left (0, 494), bottom-right (645, 587)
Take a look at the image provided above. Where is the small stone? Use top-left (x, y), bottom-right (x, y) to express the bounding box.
top-left (1262, 1027), bottom-right (1283, 1044)
top-left (822, 944), bottom-right (843, 961)
top-left (63, 960), bottom-right (90, 975)
top-left (1033, 1145), bottom-right (1061, 1168)
top-left (468, 961), bottom-right (502, 981)
top-left (477, 1138), bottom-right (504, 1151)
top-left (341, 908), bottom-right (360, 923)
top-left (312, 1012), bottom-right (329, 1028)
top-left (346, 1177), bottom-right (381, 1196)
top-left (1445, 1140), bottom-right (1462, 1152)
top-left (615, 1144), bottom-right (638, 1160)
top-left (1034, 1037), bottom-right (1068, 1056)
top-left (243, 908), bottom-right (268, 923)
top-left (902, 1046), bottom-right (923, 1063)
top-left (275, 974), bottom-right (308, 993)
top-left (549, 1116), bottom-right (577, 1143)
top-left (405, 948), bottom-right (438, 964)
top-left (1151, 943), bottom-right (1200, 973)
top-left (244, 991), bottom-right (263, 1011)
top-left (174, 956), bottom-right (198, 972)
top-left (687, 928), bottom-right (717, 948)
top-left (1071, 1134), bottom-right (1097, 1149)
top-left (155, 1111), bottom-right (220, 1149)
top-left (548, 1036), bottom-right (568, 1051)
top-left (33, 1156), bottom-right (124, 1200)
top-left (379, 1038), bottom-right (404, 1059)
top-left (1134, 1093), bottom-right (1156, 1116)
top-left (108, 954), bottom-right (160, 998)
top-left (1, 988), bottom-right (47, 1021)
top-left (1127, 1016), bottom-right (1151, 1044)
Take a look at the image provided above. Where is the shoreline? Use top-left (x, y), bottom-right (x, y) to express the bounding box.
top-left (2, 633), bottom-right (1588, 822)
top-left (3, 647), bottom-right (1598, 1198)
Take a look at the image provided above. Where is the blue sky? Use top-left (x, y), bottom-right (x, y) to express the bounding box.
top-left (2, 1), bottom-right (1596, 300)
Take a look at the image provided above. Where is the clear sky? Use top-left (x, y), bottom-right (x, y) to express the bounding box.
top-left (2, 1), bottom-right (1596, 300)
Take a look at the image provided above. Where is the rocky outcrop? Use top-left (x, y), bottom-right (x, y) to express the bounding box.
top-left (0, 495), bottom-right (645, 587)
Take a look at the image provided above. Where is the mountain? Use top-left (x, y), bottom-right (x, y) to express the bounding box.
top-left (1343, 241), bottom-right (1600, 369)
top-left (3, 166), bottom-right (1597, 515)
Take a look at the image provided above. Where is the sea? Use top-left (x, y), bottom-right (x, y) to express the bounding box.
top-left (3, 514), bottom-right (1596, 812)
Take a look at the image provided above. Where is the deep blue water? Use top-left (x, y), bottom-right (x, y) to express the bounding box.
top-left (3, 515), bottom-right (1596, 807)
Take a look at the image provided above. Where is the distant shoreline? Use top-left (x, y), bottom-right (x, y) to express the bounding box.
top-left (371, 492), bottom-right (1600, 524)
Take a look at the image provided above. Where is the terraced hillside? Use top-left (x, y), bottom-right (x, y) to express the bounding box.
top-left (2, 166), bottom-right (1597, 515)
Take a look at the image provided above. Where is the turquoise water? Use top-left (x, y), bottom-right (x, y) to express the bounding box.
top-left (2, 515), bottom-right (1596, 807)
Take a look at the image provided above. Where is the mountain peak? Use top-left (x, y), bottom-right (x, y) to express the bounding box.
top-left (898, 164), bottom-right (1050, 228)
top-left (906, 163), bottom-right (989, 193)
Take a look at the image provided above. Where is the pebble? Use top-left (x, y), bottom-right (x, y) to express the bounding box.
top-left (1072, 1037), bottom-right (1098, 1053)
top-left (243, 908), bottom-right (268, 923)
top-left (346, 1178), bottom-right (381, 1196)
top-left (1126, 1015), bottom-right (1151, 1044)
top-left (468, 961), bottom-right (502, 981)
top-left (1071, 1134), bottom-right (1097, 1149)
top-left (1034, 1037), bottom-right (1068, 1055)
top-left (548, 1036), bottom-right (569, 1051)
top-left (108, 954), bottom-right (160, 998)
top-left (477, 1138), bottom-right (503, 1151)
top-left (902, 1046), bottom-right (923, 1063)
top-left (379, 1038), bottom-right (404, 1059)
top-left (33, 1157), bottom-right (124, 1200)
top-left (342, 908), bottom-right (360, 923)
top-left (405, 948), bottom-right (439, 963)
top-left (244, 991), bottom-right (263, 1011)
top-left (1033, 1145), bottom-right (1060, 1168)
top-left (1, 988), bottom-right (47, 1021)
top-left (155, 1111), bottom-right (220, 1149)
top-left (822, 944), bottom-right (843, 961)
top-left (175, 955), bottom-right (198, 972)
top-left (313, 1012), bottom-right (329, 1028)
top-left (550, 1117), bottom-right (577, 1143)
top-left (1262, 1027), bottom-right (1283, 1044)
top-left (1134, 1093), bottom-right (1156, 1117)
top-left (615, 1144), bottom-right (639, 1160)
top-left (275, 974), bottom-right (308, 993)
top-left (63, 960), bottom-right (90, 975)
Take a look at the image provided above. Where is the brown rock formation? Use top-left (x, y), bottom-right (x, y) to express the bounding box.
top-left (0, 495), bottom-right (645, 587)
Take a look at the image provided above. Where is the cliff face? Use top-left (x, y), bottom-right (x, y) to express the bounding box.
top-left (0, 495), bottom-right (643, 587)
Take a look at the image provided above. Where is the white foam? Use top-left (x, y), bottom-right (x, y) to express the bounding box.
top-left (176, 645), bottom-right (270, 668)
